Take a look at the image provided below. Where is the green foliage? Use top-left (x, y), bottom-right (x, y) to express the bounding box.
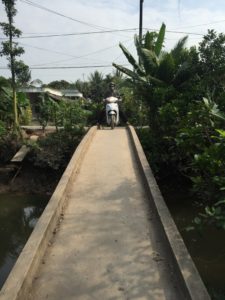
top-left (0, 86), bottom-right (13, 126)
top-left (157, 53), bottom-right (175, 84)
top-left (126, 25), bottom-right (225, 229)
top-left (120, 86), bottom-right (149, 126)
top-left (0, 0), bottom-right (24, 62)
top-left (14, 60), bottom-right (31, 86)
top-left (113, 23), bottom-right (190, 89)
top-left (36, 93), bottom-right (52, 130)
top-left (0, 120), bottom-right (6, 137)
top-left (118, 43), bottom-right (145, 76)
top-left (194, 200), bottom-right (225, 230)
top-left (154, 22), bottom-right (166, 57)
top-left (88, 71), bottom-right (106, 102)
top-left (37, 93), bottom-right (90, 130)
top-left (0, 132), bottom-right (21, 163)
top-left (0, 0), bottom-right (26, 131)
top-left (29, 127), bottom-right (85, 170)
top-left (48, 80), bottom-right (68, 89)
top-left (198, 29), bottom-right (225, 92)
top-left (190, 129), bottom-right (225, 201)
top-left (0, 76), bottom-right (11, 88)
top-left (137, 127), bottom-right (162, 174)
top-left (19, 99), bottom-right (32, 125)
top-left (0, 86), bottom-right (31, 127)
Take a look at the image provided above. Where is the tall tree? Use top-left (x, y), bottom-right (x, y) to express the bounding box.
top-left (14, 60), bottom-right (31, 86)
top-left (74, 79), bottom-right (90, 98)
top-left (88, 71), bottom-right (106, 102)
top-left (0, 76), bottom-right (11, 88)
top-left (0, 0), bottom-right (25, 132)
top-left (198, 30), bottom-right (225, 96)
top-left (47, 80), bottom-right (71, 90)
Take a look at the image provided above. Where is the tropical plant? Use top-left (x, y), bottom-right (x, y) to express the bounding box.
top-left (113, 23), bottom-right (190, 88)
top-left (37, 92), bottom-right (90, 131)
top-left (17, 92), bottom-right (32, 124)
top-left (198, 30), bottom-right (225, 96)
top-left (74, 79), bottom-right (90, 99)
top-left (0, 86), bottom-right (13, 127)
top-left (37, 93), bottom-right (54, 131)
top-left (47, 80), bottom-right (71, 90)
top-left (0, 0), bottom-right (25, 133)
top-left (29, 126), bottom-right (85, 170)
top-left (0, 76), bottom-right (11, 88)
top-left (88, 71), bottom-right (107, 102)
top-left (113, 23), bottom-right (191, 135)
top-left (14, 60), bottom-right (31, 86)
top-left (0, 86), bottom-right (31, 127)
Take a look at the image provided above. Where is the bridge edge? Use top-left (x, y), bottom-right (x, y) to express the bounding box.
top-left (127, 125), bottom-right (210, 300)
top-left (0, 126), bottom-right (97, 300)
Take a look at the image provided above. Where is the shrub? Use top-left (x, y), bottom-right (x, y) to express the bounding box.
top-left (28, 126), bottom-right (85, 170)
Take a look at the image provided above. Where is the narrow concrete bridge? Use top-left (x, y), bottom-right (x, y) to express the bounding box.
top-left (0, 126), bottom-right (210, 300)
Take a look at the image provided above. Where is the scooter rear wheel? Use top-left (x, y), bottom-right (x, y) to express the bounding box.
top-left (110, 115), bottom-right (116, 129)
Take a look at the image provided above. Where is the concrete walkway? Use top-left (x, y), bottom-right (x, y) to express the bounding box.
top-left (28, 128), bottom-right (181, 300)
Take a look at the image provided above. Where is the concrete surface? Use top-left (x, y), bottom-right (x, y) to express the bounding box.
top-left (11, 145), bottom-right (30, 162)
top-left (127, 126), bottom-right (210, 300)
top-left (27, 128), bottom-right (184, 300)
top-left (0, 126), bottom-right (210, 300)
top-left (0, 127), bottom-right (96, 300)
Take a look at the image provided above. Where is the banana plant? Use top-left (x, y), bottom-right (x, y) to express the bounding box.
top-left (113, 23), bottom-right (190, 88)
top-left (203, 97), bottom-right (225, 121)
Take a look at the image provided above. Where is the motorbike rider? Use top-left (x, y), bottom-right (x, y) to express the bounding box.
top-left (97, 81), bottom-right (128, 127)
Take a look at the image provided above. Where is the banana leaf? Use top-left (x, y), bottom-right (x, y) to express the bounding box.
top-left (140, 48), bottom-right (159, 75)
top-left (119, 43), bottom-right (145, 76)
top-left (155, 23), bottom-right (166, 57)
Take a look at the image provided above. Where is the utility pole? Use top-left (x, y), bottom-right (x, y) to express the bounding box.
top-left (139, 0), bottom-right (144, 43)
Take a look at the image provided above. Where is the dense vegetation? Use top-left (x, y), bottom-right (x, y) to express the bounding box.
top-left (1, 2), bottom-right (225, 230)
top-left (0, 3), bottom-right (225, 297)
top-left (114, 24), bottom-right (225, 229)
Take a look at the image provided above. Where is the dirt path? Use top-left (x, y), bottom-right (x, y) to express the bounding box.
top-left (28, 128), bottom-right (180, 300)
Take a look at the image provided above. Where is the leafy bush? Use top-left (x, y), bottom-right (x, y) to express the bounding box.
top-left (0, 121), bottom-right (6, 137)
top-left (0, 133), bottom-right (21, 163)
top-left (29, 126), bottom-right (85, 170)
top-left (37, 94), bottom-right (91, 130)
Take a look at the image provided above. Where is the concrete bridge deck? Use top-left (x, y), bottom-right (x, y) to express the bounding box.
top-left (0, 126), bottom-right (210, 300)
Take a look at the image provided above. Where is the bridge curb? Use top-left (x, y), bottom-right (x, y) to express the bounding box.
top-left (128, 125), bottom-right (210, 300)
top-left (0, 126), bottom-right (97, 300)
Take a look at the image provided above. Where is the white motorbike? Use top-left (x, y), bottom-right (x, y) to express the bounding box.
top-left (104, 96), bottom-right (121, 129)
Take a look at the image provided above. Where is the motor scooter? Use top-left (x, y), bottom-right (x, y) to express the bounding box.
top-left (105, 96), bottom-right (121, 129)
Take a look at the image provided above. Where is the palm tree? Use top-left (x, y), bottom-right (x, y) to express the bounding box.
top-left (88, 71), bottom-right (106, 102)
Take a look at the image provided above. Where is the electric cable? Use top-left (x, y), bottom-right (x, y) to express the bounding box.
top-left (0, 28), bottom-right (139, 40)
top-left (18, 0), bottom-right (131, 38)
top-left (172, 19), bottom-right (225, 30)
top-left (0, 64), bottom-right (128, 70)
top-left (17, 37), bottom-right (132, 67)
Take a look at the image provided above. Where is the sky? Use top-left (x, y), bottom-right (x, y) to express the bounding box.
top-left (1, 0), bottom-right (225, 84)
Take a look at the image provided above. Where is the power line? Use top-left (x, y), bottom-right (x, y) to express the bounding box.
top-left (19, 0), bottom-right (109, 30)
top-left (173, 19), bottom-right (225, 30)
top-left (0, 28), bottom-right (204, 41)
top-left (18, 0), bottom-right (130, 38)
top-left (0, 28), bottom-right (139, 40)
top-left (18, 42), bottom-right (80, 58)
top-left (144, 27), bottom-right (204, 36)
top-left (18, 38), bottom-right (133, 67)
top-left (0, 64), bottom-right (126, 70)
